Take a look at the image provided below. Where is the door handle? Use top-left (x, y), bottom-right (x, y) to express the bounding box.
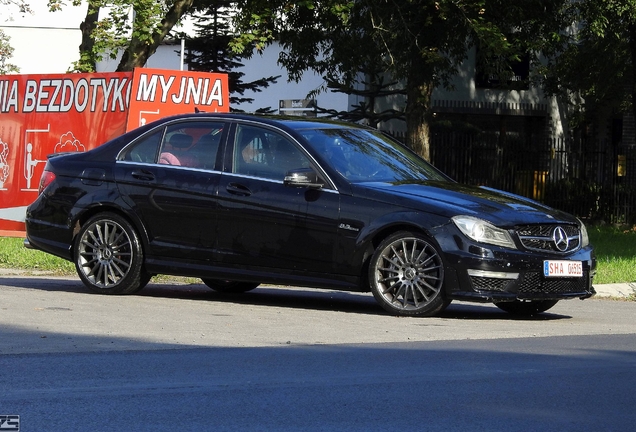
top-left (226, 183), bottom-right (252, 196)
top-left (131, 170), bottom-right (155, 182)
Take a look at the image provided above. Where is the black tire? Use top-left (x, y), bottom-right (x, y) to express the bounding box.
top-left (74, 212), bottom-right (145, 294)
top-left (130, 271), bottom-right (153, 293)
top-left (368, 231), bottom-right (448, 317)
top-left (201, 279), bottom-right (259, 293)
top-left (495, 300), bottom-right (559, 316)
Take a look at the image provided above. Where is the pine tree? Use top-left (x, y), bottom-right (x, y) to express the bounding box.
top-left (186, 0), bottom-right (279, 112)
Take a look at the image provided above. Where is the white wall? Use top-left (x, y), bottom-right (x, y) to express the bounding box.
top-left (231, 44), bottom-right (350, 113)
top-left (95, 43), bottom-right (186, 73)
top-left (0, 0), bottom-right (87, 74)
top-left (2, 26), bottom-right (81, 74)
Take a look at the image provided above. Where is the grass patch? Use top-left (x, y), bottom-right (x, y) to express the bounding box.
top-left (588, 225), bottom-right (636, 284)
top-left (0, 237), bottom-right (198, 284)
top-left (0, 237), bottom-right (74, 275)
top-left (1, 226), bottom-right (635, 284)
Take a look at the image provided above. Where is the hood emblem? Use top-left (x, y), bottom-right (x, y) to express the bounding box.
top-left (552, 226), bottom-right (569, 251)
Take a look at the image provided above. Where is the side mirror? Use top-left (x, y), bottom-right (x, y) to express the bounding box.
top-left (284, 168), bottom-right (324, 189)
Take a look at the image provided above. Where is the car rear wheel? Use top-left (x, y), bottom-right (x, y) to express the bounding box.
top-left (74, 212), bottom-right (145, 294)
top-left (369, 231), bottom-right (448, 317)
top-left (201, 279), bottom-right (259, 293)
top-left (494, 300), bottom-right (559, 316)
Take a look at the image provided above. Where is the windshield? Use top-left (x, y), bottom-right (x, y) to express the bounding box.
top-left (300, 128), bottom-right (449, 183)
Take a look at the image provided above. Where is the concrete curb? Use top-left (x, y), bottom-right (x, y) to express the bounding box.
top-left (593, 283), bottom-right (636, 299)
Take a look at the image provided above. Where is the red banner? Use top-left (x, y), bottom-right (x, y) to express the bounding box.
top-left (0, 68), bottom-right (229, 234)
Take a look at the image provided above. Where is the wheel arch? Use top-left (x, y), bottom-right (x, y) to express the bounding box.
top-left (70, 204), bottom-right (149, 256)
top-left (357, 219), bottom-right (444, 292)
top-left (362, 216), bottom-right (446, 265)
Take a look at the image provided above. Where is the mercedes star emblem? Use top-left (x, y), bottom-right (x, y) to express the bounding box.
top-left (552, 226), bottom-right (569, 251)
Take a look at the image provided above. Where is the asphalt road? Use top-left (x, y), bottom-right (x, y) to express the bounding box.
top-left (1, 276), bottom-right (635, 431)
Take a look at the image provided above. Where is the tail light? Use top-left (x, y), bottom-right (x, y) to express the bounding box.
top-left (38, 170), bottom-right (56, 195)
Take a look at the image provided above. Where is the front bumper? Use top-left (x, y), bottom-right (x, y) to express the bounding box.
top-left (434, 226), bottom-right (596, 303)
top-left (449, 268), bottom-right (596, 302)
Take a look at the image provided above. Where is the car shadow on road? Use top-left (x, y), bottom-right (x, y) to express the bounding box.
top-left (0, 275), bottom-right (88, 293)
top-left (1, 276), bottom-right (572, 321)
top-left (137, 281), bottom-right (572, 321)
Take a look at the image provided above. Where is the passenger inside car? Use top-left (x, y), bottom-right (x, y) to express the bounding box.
top-left (159, 133), bottom-right (195, 167)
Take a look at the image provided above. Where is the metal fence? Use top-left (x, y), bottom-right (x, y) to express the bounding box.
top-left (427, 132), bottom-right (636, 224)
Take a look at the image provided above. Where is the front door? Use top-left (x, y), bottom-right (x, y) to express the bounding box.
top-left (216, 123), bottom-right (341, 275)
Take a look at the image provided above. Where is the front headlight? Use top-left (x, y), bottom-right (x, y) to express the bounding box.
top-left (578, 218), bottom-right (590, 247)
top-left (452, 215), bottom-right (516, 249)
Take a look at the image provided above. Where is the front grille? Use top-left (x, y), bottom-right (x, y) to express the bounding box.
top-left (515, 224), bottom-right (580, 254)
top-left (469, 276), bottom-right (514, 292)
top-left (518, 271), bottom-right (590, 295)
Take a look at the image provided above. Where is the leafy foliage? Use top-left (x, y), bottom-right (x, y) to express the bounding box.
top-left (542, 0), bottom-right (636, 128)
top-left (50, 0), bottom-right (195, 72)
top-left (185, 0), bottom-right (279, 111)
top-left (0, 30), bottom-right (19, 74)
top-left (1, 0), bottom-right (32, 14)
top-left (231, 1), bottom-right (571, 160)
top-left (314, 72), bottom-right (406, 126)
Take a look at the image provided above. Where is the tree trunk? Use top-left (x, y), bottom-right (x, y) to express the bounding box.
top-left (116, 0), bottom-right (195, 72)
top-left (77, 1), bottom-right (100, 72)
top-left (405, 58), bottom-right (435, 161)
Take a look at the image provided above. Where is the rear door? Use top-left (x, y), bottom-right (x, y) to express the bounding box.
top-left (115, 119), bottom-right (226, 261)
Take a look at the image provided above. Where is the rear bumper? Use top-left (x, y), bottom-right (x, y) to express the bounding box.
top-left (23, 238), bottom-right (34, 249)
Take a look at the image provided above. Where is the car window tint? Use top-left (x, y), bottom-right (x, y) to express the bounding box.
top-left (233, 125), bottom-right (310, 180)
top-left (301, 128), bottom-right (449, 183)
top-left (158, 122), bottom-right (224, 170)
top-left (119, 129), bottom-right (163, 163)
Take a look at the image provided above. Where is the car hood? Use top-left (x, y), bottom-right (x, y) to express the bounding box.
top-left (358, 181), bottom-right (578, 225)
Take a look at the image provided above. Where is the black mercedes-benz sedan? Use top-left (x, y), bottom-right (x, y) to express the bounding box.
top-left (25, 113), bottom-right (596, 316)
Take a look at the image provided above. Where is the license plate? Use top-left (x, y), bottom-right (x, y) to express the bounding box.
top-left (543, 260), bottom-right (583, 278)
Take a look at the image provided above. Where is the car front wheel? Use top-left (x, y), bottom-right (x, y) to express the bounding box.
top-left (74, 212), bottom-right (146, 294)
top-left (369, 231), bottom-right (448, 317)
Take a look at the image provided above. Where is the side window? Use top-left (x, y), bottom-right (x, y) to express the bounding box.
top-left (119, 129), bottom-right (163, 163)
top-left (233, 124), bottom-right (310, 180)
top-left (159, 121), bottom-right (224, 170)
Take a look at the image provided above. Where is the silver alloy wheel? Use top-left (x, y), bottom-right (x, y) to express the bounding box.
top-left (77, 219), bottom-right (133, 288)
top-left (372, 236), bottom-right (444, 312)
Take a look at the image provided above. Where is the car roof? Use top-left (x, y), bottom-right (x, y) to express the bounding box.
top-left (162, 112), bottom-right (367, 132)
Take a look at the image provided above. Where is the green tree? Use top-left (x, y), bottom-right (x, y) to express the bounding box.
top-left (185, 0), bottom-right (279, 110)
top-left (232, 0), bottom-right (570, 160)
top-left (76, 0), bottom-right (101, 72)
top-left (314, 72), bottom-right (406, 127)
top-left (0, 30), bottom-right (19, 74)
top-left (543, 1), bottom-right (636, 132)
top-left (50, 0), bottom-right (195, 72)
top-left (1, 0), bottom-right (32, 14)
